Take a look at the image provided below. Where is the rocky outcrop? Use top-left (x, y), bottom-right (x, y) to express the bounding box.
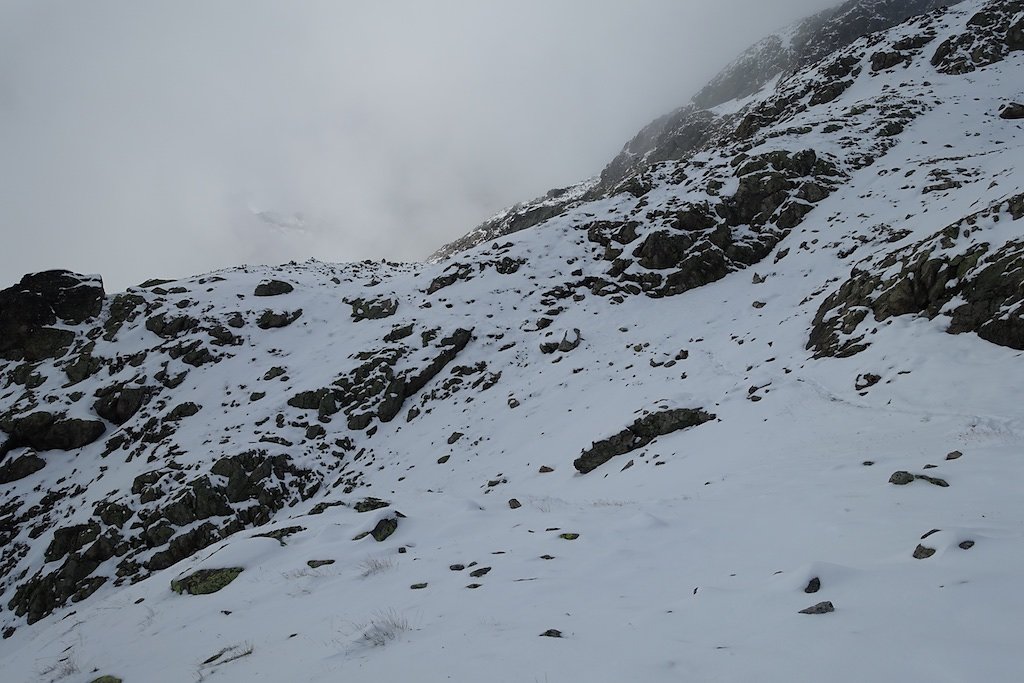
top-left (0, 271), bottom-right (104, 361)
top-left (931, 0), bottom-right (1024, 74)
top-left (810, 194), bottom-right (1024, 356)
top-left (574, 408), bottom-right (715, 473)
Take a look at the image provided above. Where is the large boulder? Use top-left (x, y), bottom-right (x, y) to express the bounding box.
top-left (0, 411), bottom-right (106, 456)
top-left (0, 271), bottom-right (104, 361)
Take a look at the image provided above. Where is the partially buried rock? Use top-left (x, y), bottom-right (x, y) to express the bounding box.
top-left (913, 544), bottom-right (936, 559)
top-left (508, 498), bottom-right (522, 509)
top-left (799, 601), bottom-right (835, 615)
top-left (307, 559), bottom-right (335, 568)
top-left (171, 567), bottom-right (244, 595)
top-left (539, 629), bottom-right (563, 638)
top-left (370, 517), bottom-right (399, 542)
top-left (958, 540), bottom-right (975, 550)
top-left (804, 577), bottom-right (821, 594)
top-left (889, 471), bottom-right (914, 485)
top-left (999, 103), bottom-right (1024, 120)
top-left (945, 450), bottom-right (963, 460)
top-left (257, 309), bottom-right (302, 329)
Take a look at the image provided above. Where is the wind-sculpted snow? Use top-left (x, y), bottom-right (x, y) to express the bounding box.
top-left (1, 1), bottom-right (1023, 681)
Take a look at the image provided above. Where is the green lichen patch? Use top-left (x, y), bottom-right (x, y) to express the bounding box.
top-left (171, 567), bottom-right (244, 595)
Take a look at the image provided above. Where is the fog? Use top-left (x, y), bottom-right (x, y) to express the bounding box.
top-left (0, 0), bottom-right (839, 291)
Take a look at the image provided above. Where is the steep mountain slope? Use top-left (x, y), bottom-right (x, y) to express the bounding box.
top-left (1, 1), bottom-right (1023, 681)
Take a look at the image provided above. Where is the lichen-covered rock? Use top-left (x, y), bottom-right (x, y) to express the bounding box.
top-left (170, 567), bottom-right (244, 595)
top-left (809, 195), bottom-right (1024, 356)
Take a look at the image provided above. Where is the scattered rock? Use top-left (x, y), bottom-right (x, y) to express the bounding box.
top-left (257, 309), bottom-right (302, 329)
top-left (410, 583), bottom-right (428, 590)
top-left (539, 629), bottom-right (563, 638)
top-left (307, 559), bottom-right (335, 568)
top-left (539, 465), bottom-right (554, 473)
top-left (916, 474), bottom-right (948, 487)
top-left (804, 577), bottom-right (821, 594)
top-left (945, 450), bottom-right (963, 460)
top-left (354, 497), bottom-right (390, 513)
top-left (799, 601), bottom-right (835, 614)
top-left (913, 544), bottom-right (936, 559)
top-left (370, 517), bottom-right (399, 542)
top-left (999, 103), bottom-right (1024, 120)
top-left (958, 540), bottom-right (975, 550)
top-left (889, 471), bottom-right (914, 485)
top-left (508, 498), bottom-right (522, 509)
top-left (855, 373), bottom-right (881, 390)
top-left (447, 432), bottom-right (463, 444)
top-left (559, 533), bottom-right (579, 541)
top-left (469, 567), bottom-right (492, 578)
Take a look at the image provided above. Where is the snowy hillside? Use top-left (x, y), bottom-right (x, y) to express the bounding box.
top-left (2, 0), bottom-right (1023, 681)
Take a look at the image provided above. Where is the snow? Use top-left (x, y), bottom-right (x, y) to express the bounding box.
top-left (2, 1), bottom-right (1024, 681)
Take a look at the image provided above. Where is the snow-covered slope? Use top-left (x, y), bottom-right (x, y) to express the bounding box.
top-left (2, 1), bottom-right (1023, 681)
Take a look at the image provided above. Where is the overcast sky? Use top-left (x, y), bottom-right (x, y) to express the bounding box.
top-left (0, 0), bottom-right (839, 292)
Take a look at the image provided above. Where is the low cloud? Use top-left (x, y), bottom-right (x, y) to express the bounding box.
top-left (0, 0), bottom-right (838, 291)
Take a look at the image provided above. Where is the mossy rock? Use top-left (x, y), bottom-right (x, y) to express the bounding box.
top-left (171, 567), bottom-right (244, 595)
top-left (559, 533), bottom-right (580, 541)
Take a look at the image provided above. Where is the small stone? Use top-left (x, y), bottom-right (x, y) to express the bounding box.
top-left (447, 431), bottom-right (464, 444)
top-left (449, 564), bottom-right (465, 571)
top-left (804, 577), bottom-right (821, 594)
top-left (958, 540), bottom-right (975, 550)
top-left (437, 455), bottom-right (450, 464)
top-left (469, 566), bottom-right (492, 578)
top-left (466, 583), bottom-right (482, 589)
top-left (920, 529), bottom-right (941, 539)
top-left (889, 471), bottom-right (914, 485)
top-left (539, 629), bottom-right (563, 638)
top-left (539, 466), bottom-right (554, 473)
top-left (508, 498), bottom-right (522, 509)
top-left (916, 474), bottom-right (949, 487)
top-left (752, 301), bottom-right (766, 309)
top-left (945, 450), bottom-right (963, 460)
top-left (799, 601), bottom-right (834, 615)
top-left (539, 555), bottom-right (555, 560)
top-left (410, 583), bottom-right (428, 590)
top-left (913, 544), bottom-right (936, 559)
top-left (307, 560), bottom-right (335, 568)
top-left (862, 460), bottom-right (874, 466)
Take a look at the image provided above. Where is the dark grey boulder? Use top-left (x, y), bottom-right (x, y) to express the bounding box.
top-left (93, 385), bottom-right (148, 425)
top-left (0, 451), bottom-right (46, 484)
top-left (999, 103), bottom-right (1024, 120)
top-left (257, 309), bottom-right (303, 329)
top-left (0, 411), bottom-right (106, 454)
top-left (254, 279), bottom-right (294, 296)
